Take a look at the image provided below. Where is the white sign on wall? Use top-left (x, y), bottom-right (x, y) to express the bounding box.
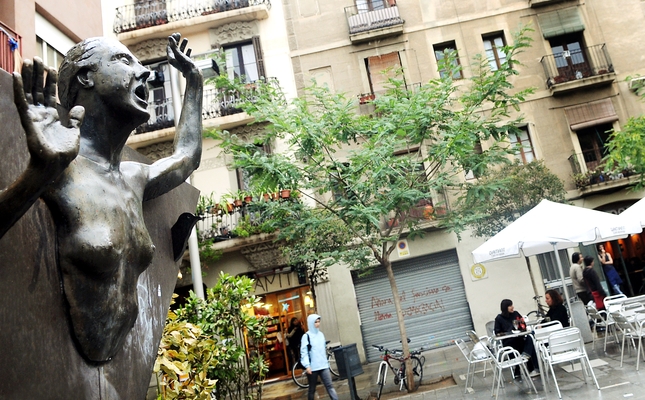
top-left (396, 239), bottom-right (410, 258)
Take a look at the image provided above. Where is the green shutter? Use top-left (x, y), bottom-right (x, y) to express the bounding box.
top-left (538, 7), bottom-right (585, 39)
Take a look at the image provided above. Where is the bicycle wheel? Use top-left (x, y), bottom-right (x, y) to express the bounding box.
top-left (327, 350), bottom-right (339, 377)
top-left (376, 365), bottom-right (386, 400)
top-left (410, 356), bottom-right (423, 387)
top-left (292, 361), bottom-right (309, 388)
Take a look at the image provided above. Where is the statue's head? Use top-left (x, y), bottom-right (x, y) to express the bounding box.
top-left (58, 37), bottom-right (150, 121)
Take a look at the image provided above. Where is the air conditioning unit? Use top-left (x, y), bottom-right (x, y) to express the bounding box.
top-left (628, 76), bottom-right (645, 92)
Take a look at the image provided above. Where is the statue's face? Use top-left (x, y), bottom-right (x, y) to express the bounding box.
top-left (88, 40), bottom-right (150, 121)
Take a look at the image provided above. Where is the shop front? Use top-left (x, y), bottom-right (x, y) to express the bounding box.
top-left (246, 285), bottom-right (315, 380)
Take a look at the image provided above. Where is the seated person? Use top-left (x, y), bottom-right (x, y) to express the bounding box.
top-left (494, 299), bottom-right (539, 376)
top-left (545, 289), bottom-right (570, 327)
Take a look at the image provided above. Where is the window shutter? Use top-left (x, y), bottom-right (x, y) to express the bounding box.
top-left (564, 98), bottom-right (618, 131)
top-left (538, 7), bottom-right (585, 39)
top-left (252, 36), bottom-right (266, 79)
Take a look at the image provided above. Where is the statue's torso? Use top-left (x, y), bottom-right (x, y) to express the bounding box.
top-left (44, 156), bottom-right (155, 362)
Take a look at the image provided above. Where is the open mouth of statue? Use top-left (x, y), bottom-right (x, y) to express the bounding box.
top-left (134, 84), bottom-right (148, 105)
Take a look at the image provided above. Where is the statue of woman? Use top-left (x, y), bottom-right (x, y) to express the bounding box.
top-left (7, 33), bottom-right (202, 362)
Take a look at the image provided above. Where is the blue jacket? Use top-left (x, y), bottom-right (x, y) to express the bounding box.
top-left (300, 314), bottom-right (329, 371)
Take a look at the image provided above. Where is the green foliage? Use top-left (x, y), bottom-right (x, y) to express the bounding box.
top-left (157, 274), bottom-right (268, 400)
top-left (154, 297), bottom-right (218, 399)
top-left (605, 115), bottom-right (645, 189)
top-left (455, 160), bottom-right (567, 237)
top-left (204, 26), bottom-right (535, 387)
top-left (208, 25), bottom-right (535, 272)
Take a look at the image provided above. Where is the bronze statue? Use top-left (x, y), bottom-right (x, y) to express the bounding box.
top-left (2, 33), bottom-right (202, 363)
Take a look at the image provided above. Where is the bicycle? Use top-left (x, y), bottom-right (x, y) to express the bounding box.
top-left (292, 341), bottom-right (340, 388)
top-left (372, 345), bottom-right (424, 400)
top-left (526, 295), bottom-right (548, 320)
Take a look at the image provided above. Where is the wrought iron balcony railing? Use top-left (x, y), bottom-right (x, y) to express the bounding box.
top-left (345, 4), bottom-right (404, 35)
top-left (114, 0), bottom-right (271, 34)
top-left (135, 97), bottom-right (175, 134)
top-left (541, 44), bottom-right (613, 88)
top-left (202, 77), bottom-right (279, 120)
top-left (0, 21), bottom-right (21, 74)
top-left (568, 151), bottom-right (633, 189)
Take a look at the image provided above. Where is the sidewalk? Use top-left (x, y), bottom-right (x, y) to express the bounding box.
top-left (261, 336), bottom-right (645, 400)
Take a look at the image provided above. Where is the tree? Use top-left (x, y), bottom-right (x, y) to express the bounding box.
top-left (455, 160), bottom-right (567, 297)
top-left (208, 26), bottom-right (534, 391)
top-left (605, 115), bottom-right (645, 189)
top-left (156, 273), bottom-right (268, 400)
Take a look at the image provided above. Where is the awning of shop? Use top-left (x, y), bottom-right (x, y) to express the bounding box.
top-left (564, 98), bottom-right (618, 131)
top-left (538, 7), bottom-right (585, 39)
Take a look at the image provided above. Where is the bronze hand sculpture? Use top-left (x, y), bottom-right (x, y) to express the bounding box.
top-left (3, 33), bottom-right (203, 363)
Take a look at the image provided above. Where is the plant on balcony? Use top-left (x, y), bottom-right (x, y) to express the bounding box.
top-left (605, 115), bottom-right (645, 190)
top-left (211, 26), bottom-right (535, 392)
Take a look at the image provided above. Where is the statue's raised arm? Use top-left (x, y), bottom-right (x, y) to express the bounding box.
top-left (142, 33), bottom-right (203, 201)
top-left (0, 58), bottom-right (83, 238)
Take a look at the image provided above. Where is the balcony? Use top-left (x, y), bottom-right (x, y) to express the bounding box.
top-left (128, 77), bottom-right (278, 148)
top-left (135, 97), bottom-right (175, 134)
top-left (345, 3), bottom-right (404, 44)
top-left (541, 44), bottom-right (615, 96)
top-left (568, 151), bottom-right (635, 194)
top-left (0, 21), bottom-right (21, 74)
top-left (113, 0), bottom-right (271, 35)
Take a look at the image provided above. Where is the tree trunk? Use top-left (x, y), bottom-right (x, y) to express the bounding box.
top-left (383, 259), bottom-right (416, 392)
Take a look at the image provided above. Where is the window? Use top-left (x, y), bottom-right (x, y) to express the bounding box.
top-left (537, 250), bottom-right (576, 298)
top-left (136, 60), bottom-right (174, 133)
top-left (36, 37), bottom-right (65, 69)
top-left (433, 41), bottom-right (462, 79)
top-left (482, 33), bottom-right (506, 71)
top-left (509, 126), bottom-right (535, 164)
top-left (356, 0), bottom-right (387, 13)
top-left (576, 123), bottom-right (613, 171)
top-left (236, 142), bottom-right (272, 191)
top-left (365, 52), bottom-right (402, 95)
top-left (224, 37), bottom-right (265, 83)
top-left (549, 33), bottom-right (590, 80)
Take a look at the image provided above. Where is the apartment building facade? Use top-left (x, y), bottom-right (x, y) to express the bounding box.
top-left (272, 0), bottom-right (645, 363)
top-left (107, 0), bottom-right (645, 377)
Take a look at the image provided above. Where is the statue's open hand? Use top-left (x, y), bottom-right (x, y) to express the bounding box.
top-left (13, 58), bottom-right (83, 173)
top-left (167, 33), bottom-right (199, 77)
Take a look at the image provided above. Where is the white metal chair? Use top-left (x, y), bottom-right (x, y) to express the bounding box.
top-left (542, 327), bottom-right (600, 399)
top-left (604, 294), bottom-right (627, 313)
top-left (610, 311), bottom-right (645, 370)
top-left (481, 343), bottom-right (537, 400)
top-left (532, 320), bottom-right (563, 386)
top-left (586, 305), bottom-right (618, 351)
top-left (485, 320), bottom-right (496, 338)
top-left (455, 335), bottom-right (493, 393)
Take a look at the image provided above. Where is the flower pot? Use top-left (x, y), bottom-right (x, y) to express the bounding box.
top-left (226, 203), bottom-right (234, 213)
top-left (263, 193), bottom-right (271, 202)
top-left (271, 192), bottom-right (279, 201)
top-left (280, 189), bottom-right (291, 199)
top-left (244, 196), bottom-right (253, 204)
top-left (234, 199), bottom-right (243, 207)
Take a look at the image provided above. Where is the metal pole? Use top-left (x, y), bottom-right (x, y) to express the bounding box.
top-left (552, 242), bottom-right (574, 326)
top-left (170, 67), bottom-right (204, 300)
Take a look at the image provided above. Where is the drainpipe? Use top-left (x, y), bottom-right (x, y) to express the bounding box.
top-left (170, 67), bottom-right (205, 300)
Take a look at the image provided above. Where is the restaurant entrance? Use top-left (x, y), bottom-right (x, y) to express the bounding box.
top-left (248, 285), bottom-right (315, 380)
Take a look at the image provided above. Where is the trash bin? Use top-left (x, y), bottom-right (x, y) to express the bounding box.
top-left (332, 343), bottom-right (364, 379)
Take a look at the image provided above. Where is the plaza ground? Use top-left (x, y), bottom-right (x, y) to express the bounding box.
top-left (262, 333), bottom-right (645, 400)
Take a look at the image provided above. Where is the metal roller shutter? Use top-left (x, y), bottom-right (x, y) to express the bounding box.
top-left (353, 249), bottom-right (473, 362)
